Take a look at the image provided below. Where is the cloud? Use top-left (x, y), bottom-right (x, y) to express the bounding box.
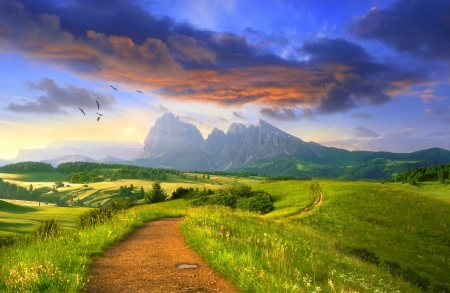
top-left (232, 112), bottom-right (245, 120)
top-left (352, 126), bottom-right (379, 138)
top-left (349, 0), bottom-right (450, 61)
top-left (321, 128), bottom-right (450, 152)
top-left (167, 34), bottom-right (216, 65)
top-left (260, 107), bottom-right (314, 121)
top-left (5, 78), bottom-right (116, 114)
top-left (0, 1), bottom-right (183, 85)
top-left (0, 1), bottom-right (434, 114)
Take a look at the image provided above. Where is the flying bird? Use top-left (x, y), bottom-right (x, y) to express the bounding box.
top-left (96, 100), bottom-right (100, 109)
top-left (136, 90), bottom-right (143, 93)
top-left (96, 112), bottom-right (103, 116)
top-left (78, 108), bottom-right (85, 115)
top-left (97, 116), bottom-right (100, 121)
top-left (110, 85), bottom-right (117, 90)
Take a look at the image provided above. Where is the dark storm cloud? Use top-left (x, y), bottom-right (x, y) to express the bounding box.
top-left (260, 107), bottom-right (314, 121)
top-left (0, 0), bottom-right (434, 114)
top-left (300, 38), bottom-right (422, 113)
top-left (349, 0), bottom-right (450, 61)
top-left (6, 78), bottom-right (116, 114)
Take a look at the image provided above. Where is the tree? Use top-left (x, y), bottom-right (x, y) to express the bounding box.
top-left (144, 181), bottom-right (167, 203)
top-left (139, 187), bottom-right (145, 200)
top-left (438, 170), bottom-right (445, 184)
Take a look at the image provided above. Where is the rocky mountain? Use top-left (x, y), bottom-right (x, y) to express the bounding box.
top-left (141, 113), bottom-right (332, 170)
top-left (12, 140), bottom-right (144, 163)
top-left (139, 113), bottom-right (450, 178)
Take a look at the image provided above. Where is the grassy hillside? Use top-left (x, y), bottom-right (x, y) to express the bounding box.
top-left (182, 180), bottom-right (450, 292)
top-left (238, 147), bottom-right (450, 179)
top-left (0, 170), bottom-right (449, 292)
top-left (0, 199), bottom-right (92, 235)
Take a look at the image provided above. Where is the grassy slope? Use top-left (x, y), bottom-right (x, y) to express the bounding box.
top-left (0, 200), bottom-right (92, 235)
top-left (182, 180), bottom-right (450, 292)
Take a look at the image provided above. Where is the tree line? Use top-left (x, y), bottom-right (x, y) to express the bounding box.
top-left (383, 163), bottom-right (450, 185)
top-left (0, 178), bottom-right (39, 201)
top-left (0, 162), bottom-right (54, 173)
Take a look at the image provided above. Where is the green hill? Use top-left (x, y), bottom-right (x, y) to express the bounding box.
top-left (238, 147), bottom-right (450, 179)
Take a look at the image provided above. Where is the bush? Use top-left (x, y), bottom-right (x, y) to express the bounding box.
top-left (236, 191), bottom-right (274, 214)
top-left (35, 219), bottom-right (61, 238)
top-left (112, 197), bottom-right (133, 210)
top-left (172, 187), bottom-right (191, 199)
top-left (214, 191), bottom-right (239, 208)
top-left (190, 196), bottom-right (211, 207)
top-left (78, 207), bottom-right (114, 229)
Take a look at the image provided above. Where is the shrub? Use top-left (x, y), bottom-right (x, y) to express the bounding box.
top-left (78, 207), bottom-right (114, 229)
top-left (35, 219), bottom-right (61, 238)
top-left (213, 191), bottom-right (239, 208)
top-left (236, 191), bottom-right (274, 214)
top-left (172, 187), bottom-right (191, 199)
top-left (190, 196), bottom-right (211, 207)
top-left (111, 197), bottom-right (133, 210)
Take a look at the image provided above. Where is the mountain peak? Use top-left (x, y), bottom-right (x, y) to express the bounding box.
top-left (227, 122), bottom-right (247, 134)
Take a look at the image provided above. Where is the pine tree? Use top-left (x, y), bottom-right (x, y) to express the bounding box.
top-left (144, 181), bottom-right (167, 203)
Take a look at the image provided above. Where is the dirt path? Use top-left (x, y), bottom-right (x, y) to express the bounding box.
top-left (85, 218), bottom-right (238, 293)
top-left (297, 188), bottom-right (323, 216)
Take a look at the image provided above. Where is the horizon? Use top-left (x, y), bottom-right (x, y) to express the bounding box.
top-left (1, 0), bottom-right (450, 159)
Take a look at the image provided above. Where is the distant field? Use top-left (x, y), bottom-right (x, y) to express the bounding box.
top-left (389, 181), bottom-right (450, 203)
top-left (0, 172), bottom-right (69, 182)
top-left (0, 199), bottom-right (92, 235)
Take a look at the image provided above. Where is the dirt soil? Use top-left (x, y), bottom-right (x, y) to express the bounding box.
top-left (85, 218), bottom-right (238, 293)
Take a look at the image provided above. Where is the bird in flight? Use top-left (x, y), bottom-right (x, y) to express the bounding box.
top-left (96, 100), bottom-right (100, 109)
top-left (96, 112), bottom-right (103, 116)
top-left (79, 108), bottom-right (85, 115)
top-left (110, 85), bottom-right (117, 90)
top-left (136, 90), bottom-right (143, 93)
top-left (97, 116), bottom-right (100, 121)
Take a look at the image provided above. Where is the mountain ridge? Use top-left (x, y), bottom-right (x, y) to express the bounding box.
top-left (137, 113), bottom-right (450, 179)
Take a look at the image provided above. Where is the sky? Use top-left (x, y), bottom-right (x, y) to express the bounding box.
top-left (1, 0), bottom-right (449, 160)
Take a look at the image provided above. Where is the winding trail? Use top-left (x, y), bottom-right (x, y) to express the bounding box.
top-left (297, 188), bottom-right (324, 216)
top-left (86, 218), bottom-right (238, 293)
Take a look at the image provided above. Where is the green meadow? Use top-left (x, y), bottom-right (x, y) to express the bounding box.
top-left (0, 171), bottom-right (449, 292)
top-left (0, 200), bottom-right (91, 235)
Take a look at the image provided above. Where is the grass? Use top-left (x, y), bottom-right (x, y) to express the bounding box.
top-left (182, 180), bottom-right (450, 292)
top-left (0, 200), bottom-right (92, 235)
top-left (182, 206), bottom-right (420, 293)
top-left (1, 172), bottom-right (449, 292)
top-left (0, 172), bottom-right (69, 182)
top-left (0, 200), bottom-right (187, 292)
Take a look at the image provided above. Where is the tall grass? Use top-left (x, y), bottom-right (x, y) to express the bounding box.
top-left (182, 206), bottom-right (420, 293)
top-left (0, 201), bottom-right (185, 292)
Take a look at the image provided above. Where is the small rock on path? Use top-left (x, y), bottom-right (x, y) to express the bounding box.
top-left (86, 218), bottom-right (238, 293)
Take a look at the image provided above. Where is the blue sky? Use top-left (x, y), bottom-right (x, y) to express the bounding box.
top-left (0, 0), bottom-right (449, 159)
